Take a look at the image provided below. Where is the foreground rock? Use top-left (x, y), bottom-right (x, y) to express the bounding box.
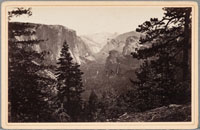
top-left (117, 104), bottom-right (191, 122)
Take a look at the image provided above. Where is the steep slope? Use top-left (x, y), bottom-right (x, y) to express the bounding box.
top-left (81, 50), bottom-right (141, 100)
top-left (117, 104), bottom-right (191, 122)
top-left (115, 31), bottom-right (141, 42)
top-left (80, 31), bottom-right (143, 100)
top-left (95, 31), bottom-right (142, 63)
top-left (122, 36), bottom-right (141, 56)
top-left (101, 31), bottom-right (141, 53)
top-left (80, 36), bottom-right (102, 54)
top-left (11, 22), bottom-right (95, 65)
top-left (81, 32), bottom-right (118, 54)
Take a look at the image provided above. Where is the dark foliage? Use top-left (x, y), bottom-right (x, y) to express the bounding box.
top-left (8, 8), bottom-right (56, 122)
top-left (82, 90), bottom-right (99, 121)
top-left (87, 90), bottom-right (98, 121)
top-left (128, 7), bottom-right (192, 111)
top-left (56, 41), bottom-right (84, 121)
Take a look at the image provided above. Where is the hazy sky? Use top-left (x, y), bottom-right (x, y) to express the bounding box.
top-left (9, 6), bottom-right (164, 35)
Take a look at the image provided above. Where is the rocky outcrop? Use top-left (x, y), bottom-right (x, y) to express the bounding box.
top-left (105, 50), bottom-right (122, 75)
top-left (122, 36), bottom-right (140, 56)
top-left (102, 32), bottom-right (143, 76)
top-left (96, 31), bottom-right (142, 63)
top-left (117, 104), bottom-right (191, 122)
top-left (105, 50), bottom-right (141, 76)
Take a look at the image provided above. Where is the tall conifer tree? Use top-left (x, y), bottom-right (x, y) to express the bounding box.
top-left (130, 7), bottom-right (191, 110)
top-left (87, 90), bottom-right (98, 121)
top-left (8, 8), bottom-right (55, 122)
top-left (56, 41), bottom-right (84, 121)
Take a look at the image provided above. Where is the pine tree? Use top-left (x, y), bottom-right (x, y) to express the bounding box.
top-left (56, 41), bottom-right (84, 121)
top-left (8, 8), bottom-right (55, 122)
top-left (87, 90), bottom-right (98, 121)
top-left (130, 7), bottom-right (192, 110)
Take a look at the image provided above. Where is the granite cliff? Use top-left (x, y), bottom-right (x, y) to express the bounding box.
top-left (11, 22), bottom-right (95, 65)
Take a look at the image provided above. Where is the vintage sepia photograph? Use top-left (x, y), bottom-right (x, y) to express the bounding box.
top-left (1, 1), bottom-right (198, 129)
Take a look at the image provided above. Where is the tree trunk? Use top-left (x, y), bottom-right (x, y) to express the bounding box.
top-left (182, 8), bottom-right (191, 81)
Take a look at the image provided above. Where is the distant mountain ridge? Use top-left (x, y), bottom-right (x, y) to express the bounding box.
top-left (80, 36), bottom-right (102, 54)
top-left (80, 32), bottom-right (118, 54)
top-left (11, 22), bottom-right (96, 65)
top-left (11, 22), bottom-right (142, 66)
top-left (94, 31), bottom-right (142, 63)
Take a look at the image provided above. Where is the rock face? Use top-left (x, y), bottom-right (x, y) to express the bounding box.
top-left (80, 36), bottom-right (102, 54)
top-left (81, 32), bottom-right (118, 52)
top-left (35, 24), bottom-right (96, 64)
top-left (105, 51), bottom-right (140, 76)
top-left (101, 31), bottom-right (142, 76)
top-left (105, 50), bottom-right (122, 75)
top-left (80, 31), bottom-right (143, 100)
top-left (122, 36), bottom-right (140, 56)
top-left (100, 31), bottom-right (141, 54)
top-left (11, 22), bottom-right (95, 65)
top-left (95, 31), bottom-right (142, 63)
